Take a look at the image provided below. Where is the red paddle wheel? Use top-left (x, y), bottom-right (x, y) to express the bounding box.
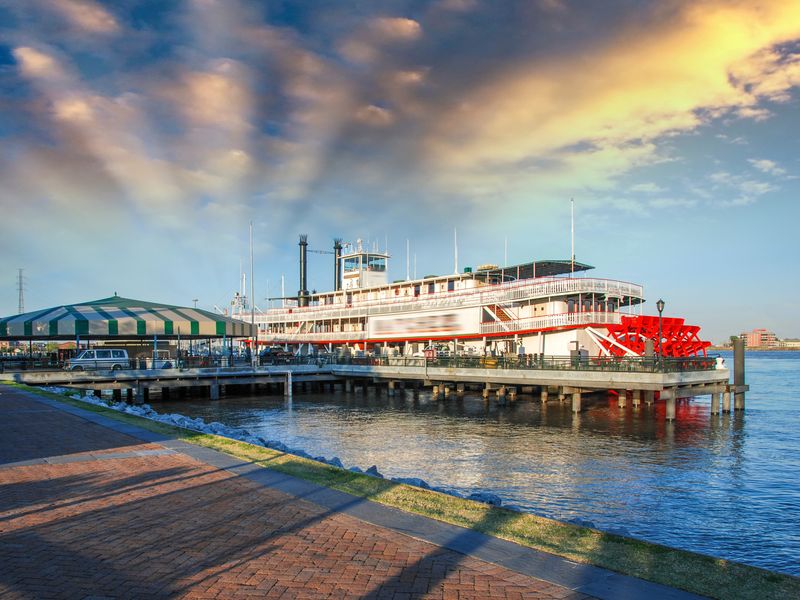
top-left (600, 315), bottom-right (711, 357)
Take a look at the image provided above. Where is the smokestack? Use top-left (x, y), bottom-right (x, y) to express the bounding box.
top-left (334, 238), bottom-right (343, 291)
top-left (298, 234), bottom-right (309, 307)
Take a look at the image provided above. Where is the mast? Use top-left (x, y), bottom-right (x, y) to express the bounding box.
top-left (17, 268), bottom-right (24, 314)
top-left (570, 198), bottom-right (575, 276)
top-left (406, 239), bottom-right (410, 280)
top-left (454, 228), bottom-right (458, 274)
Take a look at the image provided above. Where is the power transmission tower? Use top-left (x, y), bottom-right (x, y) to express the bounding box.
top-left (17, 268), bottom-right (24, 314)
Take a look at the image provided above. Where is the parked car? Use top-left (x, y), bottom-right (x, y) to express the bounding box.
top-left (64, 349), bottom-right (129, 371)
top-left (259, 346), bottom-right (293, 365)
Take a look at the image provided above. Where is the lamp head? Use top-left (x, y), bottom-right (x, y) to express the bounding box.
top-left (656, 298), bottom-right (665, 314)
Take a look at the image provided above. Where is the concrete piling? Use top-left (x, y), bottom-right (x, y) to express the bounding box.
top-left (571, 391), bottom-right (582, 413)
top-left (210, 384), bottom-right (220, 400)
top-left (711, 392), bottom-right (721, 415)
top-left (617, 390), bottom-right (626, 408)
top-left (387, 380), bottom-right (396, 397)
top-left (540, 388), bottom-right (548, 403)
top-left (722, 391), bottom-right (731, 413)
top-left (666, 396), bottom-right (676, 421)
top-left (633, 390), bottom-right (643, 408)
top-left (456, 383), bottom-right (465, 397)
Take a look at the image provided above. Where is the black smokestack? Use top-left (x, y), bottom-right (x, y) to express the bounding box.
top-left (298, 234), bottom-right (309, 307)
top-left (334, 238), bottom-right (343, 291)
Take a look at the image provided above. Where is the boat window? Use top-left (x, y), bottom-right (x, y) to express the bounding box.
top-left (447, 280), bottom-right (455, 292)
top-left (367, 255), bottom-right (386, 272)
top-left (428, 282), bottom-right (435, 294)
top-left (414, 285), bottom-right (420, 297)
top-left (344, 257), bottom-right (360, 272)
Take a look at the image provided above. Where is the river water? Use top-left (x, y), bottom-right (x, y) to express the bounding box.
top-left (150, 351), bottom-right (800, 576)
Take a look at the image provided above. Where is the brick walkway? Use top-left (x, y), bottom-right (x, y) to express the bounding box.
top-left (0, 389), bottom-right (595, 599)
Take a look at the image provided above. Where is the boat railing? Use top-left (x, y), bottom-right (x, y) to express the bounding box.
top-left (479, 311), bottom-right (622, 335)
top-left (254, 278), bottom-right (644, 324)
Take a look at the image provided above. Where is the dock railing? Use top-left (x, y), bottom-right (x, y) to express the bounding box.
top-left (326, 354), bottom-right (719, 373)
top-left (0, 353), bottom-right (719, 374)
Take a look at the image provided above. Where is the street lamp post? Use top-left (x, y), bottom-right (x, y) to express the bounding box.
top-left (656, 298), bottom-right (665, 370)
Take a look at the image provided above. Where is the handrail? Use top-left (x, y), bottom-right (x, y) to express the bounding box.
top-left (325, 353), bottom-right (719, 373)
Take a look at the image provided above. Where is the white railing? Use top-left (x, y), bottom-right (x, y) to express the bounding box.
top-left (262, 331), bottom-right (367, 342)
top-left (252, 278), bottom-right (644, 325)
top-left (479, 311), bottom-right (622, 335)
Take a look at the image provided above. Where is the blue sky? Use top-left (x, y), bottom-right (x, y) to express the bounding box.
top-left (0, 0), bottom-right (798, 343)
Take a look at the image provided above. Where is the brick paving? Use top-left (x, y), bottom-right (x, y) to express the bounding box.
top-left (0, 389), bottom-right (596, 599)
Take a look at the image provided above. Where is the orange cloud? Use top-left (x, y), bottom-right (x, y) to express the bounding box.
top-left (424, 0), bottom-right (800, 191)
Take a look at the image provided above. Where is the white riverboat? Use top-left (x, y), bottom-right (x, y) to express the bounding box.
top-left (234, 236), bottom-right (709, 359)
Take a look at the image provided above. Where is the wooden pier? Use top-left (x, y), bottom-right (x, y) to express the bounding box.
top-left (2, 348), bottom-right (746, 421)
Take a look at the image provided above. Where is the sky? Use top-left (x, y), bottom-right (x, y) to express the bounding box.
top-left (0, 0), bottom-right (798, 343)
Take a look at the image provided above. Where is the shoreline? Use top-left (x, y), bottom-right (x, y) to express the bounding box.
top-left (5, 382), bottom-right (798, 599)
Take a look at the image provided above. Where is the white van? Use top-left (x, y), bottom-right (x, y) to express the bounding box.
top-left (65, 349), bottom-right (130, 371)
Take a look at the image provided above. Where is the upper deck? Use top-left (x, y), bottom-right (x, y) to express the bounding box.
top-left (255, 275), bottom-right (644, 325)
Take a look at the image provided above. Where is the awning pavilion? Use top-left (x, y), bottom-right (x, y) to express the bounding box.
top-left (0, 296), bottom-right (256, 341)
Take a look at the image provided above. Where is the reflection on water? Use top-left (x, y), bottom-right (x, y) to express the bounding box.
top-left (151, 351), bottom-right (800, 575)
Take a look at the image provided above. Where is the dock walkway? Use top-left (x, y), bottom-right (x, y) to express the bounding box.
top-left (0, 387), bottom-right (702, 599)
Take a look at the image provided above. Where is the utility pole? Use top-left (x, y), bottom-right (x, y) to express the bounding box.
top-left (17, 269), bottom-right (24, 314)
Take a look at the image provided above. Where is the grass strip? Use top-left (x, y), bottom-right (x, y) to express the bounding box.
top-left (7, 383), bottom-right (798, 600)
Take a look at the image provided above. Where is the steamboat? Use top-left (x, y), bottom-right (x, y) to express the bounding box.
top-left (236, 235), bottom-right (710, 360)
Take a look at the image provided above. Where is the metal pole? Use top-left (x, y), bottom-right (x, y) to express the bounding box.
top-left (250, 220), bottom-right (256, 367)
top-left (656, 299), bottom-right (665, 371)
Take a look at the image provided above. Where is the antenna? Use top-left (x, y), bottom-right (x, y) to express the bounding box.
top-left (504, 237), bottom-right (508, 267)
top-left (570, 198), bottom-right (575, 275)
top-left (406, 239), bottom-right (410, 280)
top-left (414, 254), bottom-right (417, 279)
top-left (17, 268), bottom-right (24, 314)
top-left (454, 228), bottom-right (458, 274)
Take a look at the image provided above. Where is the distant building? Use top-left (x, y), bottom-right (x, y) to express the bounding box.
top-left (778, 338), bottom-right (800, 349)
top-left (739, 328), bottom-right (778, 348)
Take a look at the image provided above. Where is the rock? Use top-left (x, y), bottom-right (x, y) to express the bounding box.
top-left (328, 457), bottom-right (344, 468)
top-left (390, 477), bottom-right (431, 490)
top-left (467, 492), bottom-right (502, 506)
top-left (349, 466), bottom-right (364, 474)
top-left (569, 518), bottom-right (596, 529)
top-left (365, 465), bottom-right (383, 478)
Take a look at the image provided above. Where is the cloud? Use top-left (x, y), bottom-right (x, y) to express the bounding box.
top-left (710, 171), bottom-right (777, 205)
top-left (631, 183), bottom-right (667, 194)
top-left (339, 17), bottom-right (422, 64)
top-left (419, 0), bottom-right (800, 202)
top-left (12, 46), bottom-right (67, 80)
top-left (45, 0), bottom-right (119, 34)
top-left (748, 158), bottom-right (786, 176)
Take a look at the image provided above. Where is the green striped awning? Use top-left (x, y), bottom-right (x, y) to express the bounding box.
top-left (0, 296), bottom-right (256, 340)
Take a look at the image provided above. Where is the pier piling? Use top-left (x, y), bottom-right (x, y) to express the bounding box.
top-left (571, 391), bottom-right (582, 413)
top-left (734, 338), bottom-right (746, 411)
top-left (722, 391), bottom-right (731, 413)
top-left (666, 396), bottom-right (676, 421)
top-left (540, 388), bottom-right (548, 403)
top-left (387, 380), bottom-right (396, 397)
top-left (711, 392), bottom-right (721, 415)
